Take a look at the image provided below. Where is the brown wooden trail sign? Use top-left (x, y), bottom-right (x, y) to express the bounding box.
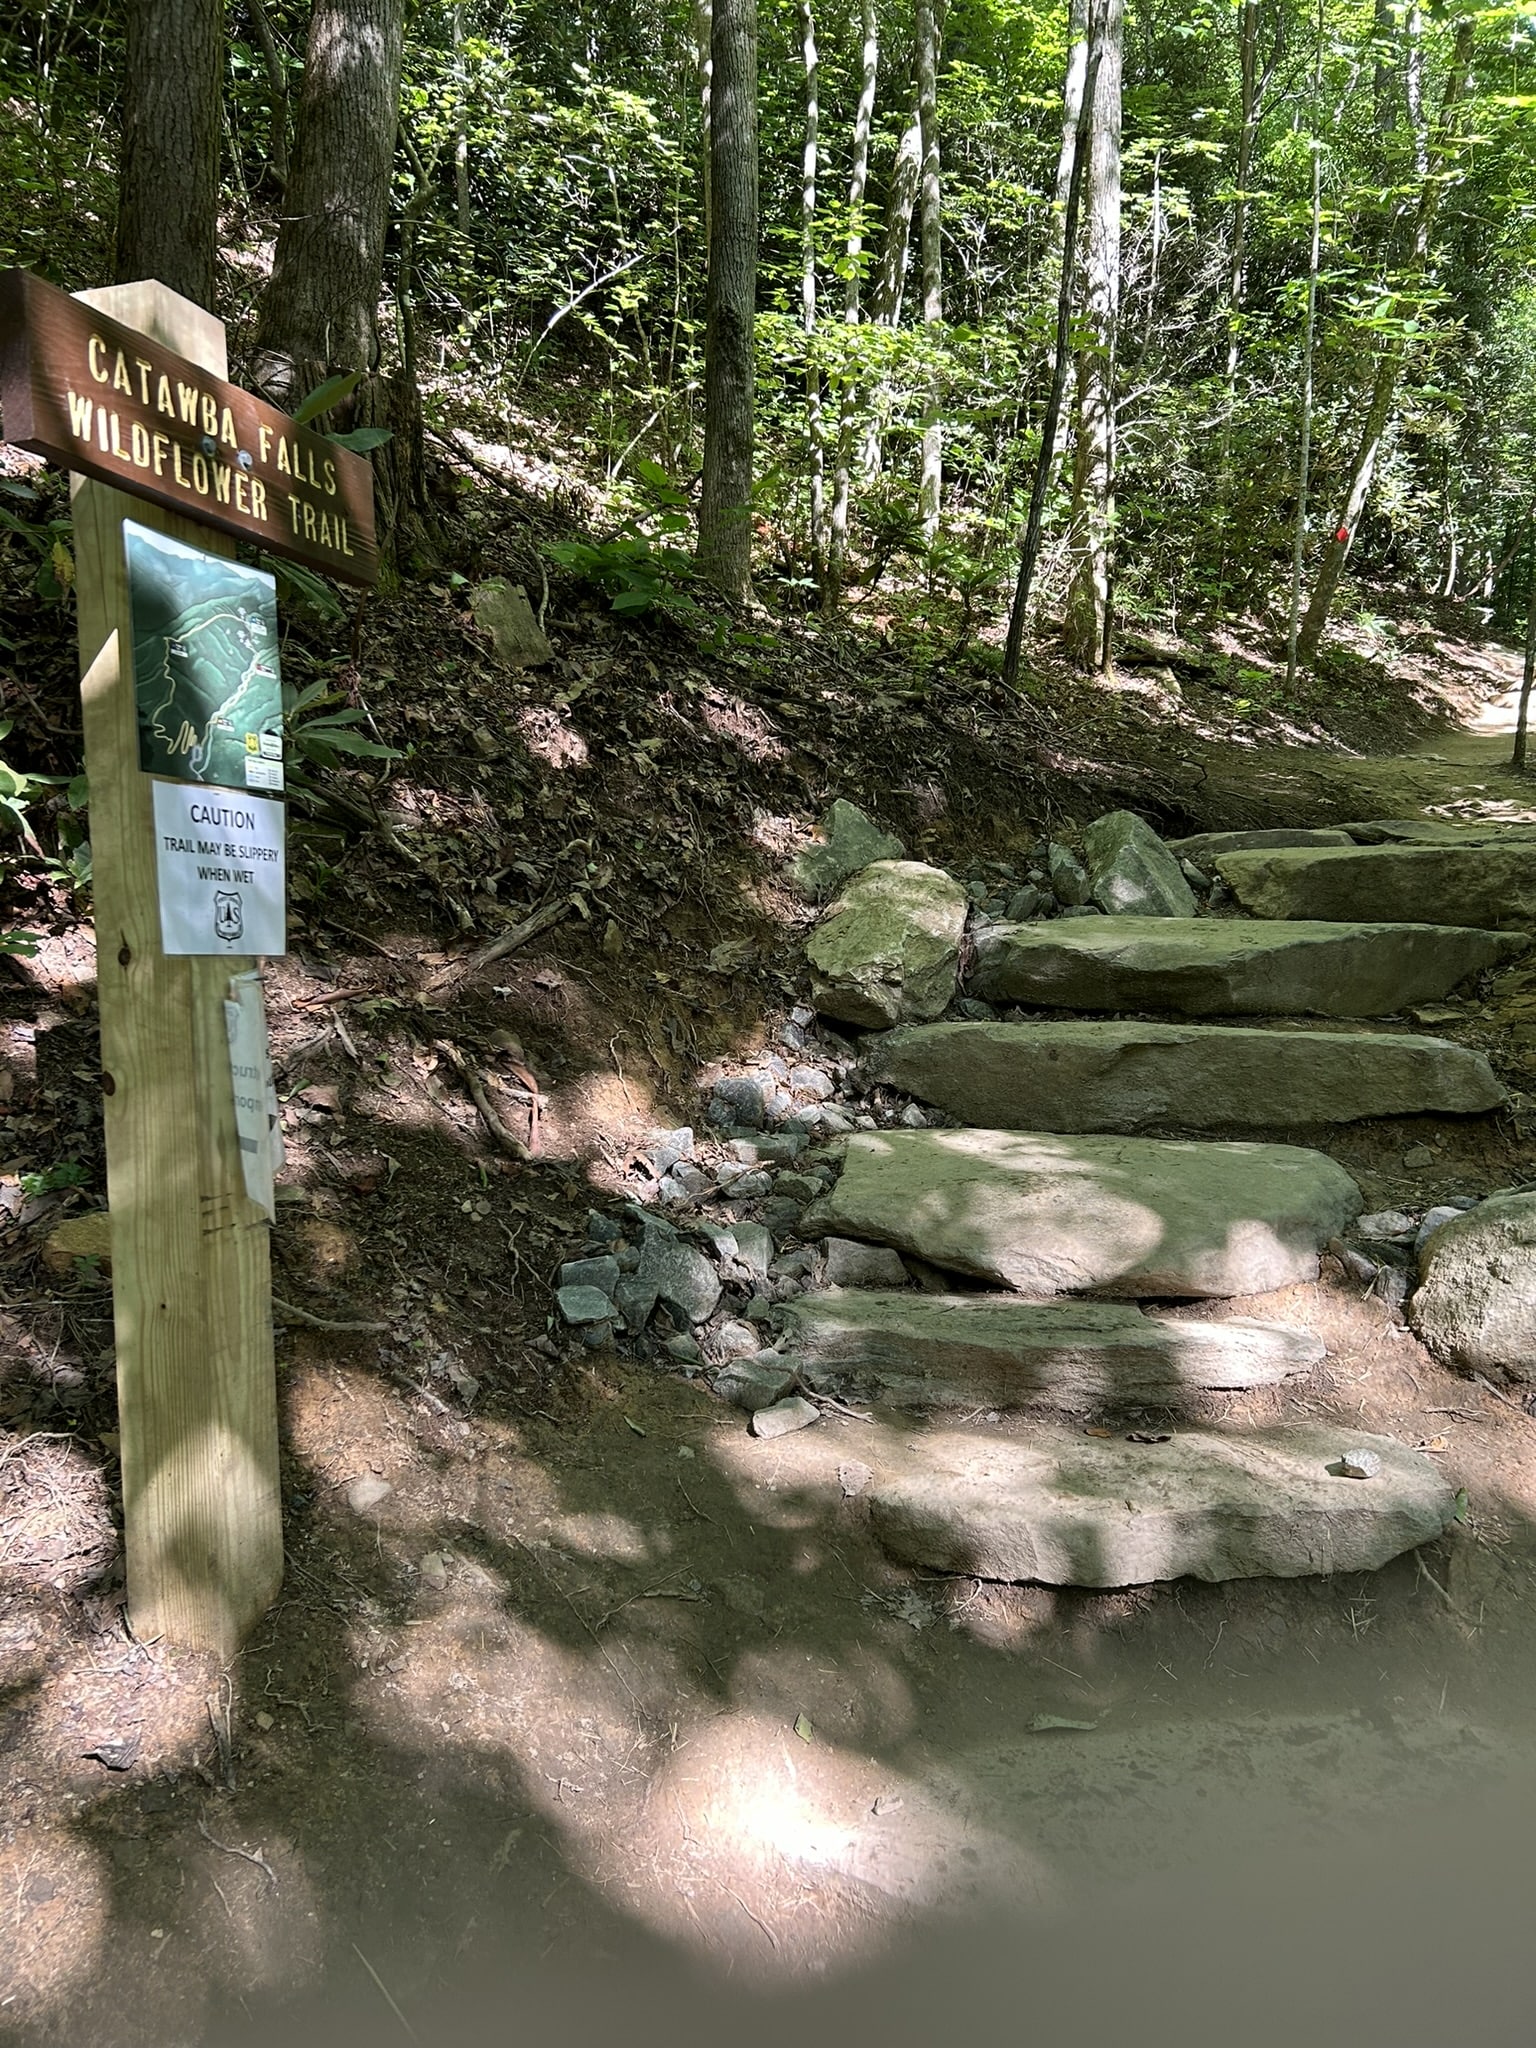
top-left (0, 267), bottom-right (379, 586)
top-left (0, 277), bottom-right (379, 1655)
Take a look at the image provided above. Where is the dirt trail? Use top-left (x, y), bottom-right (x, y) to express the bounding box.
top-left (4, 660), bottom-right (1536, 2046)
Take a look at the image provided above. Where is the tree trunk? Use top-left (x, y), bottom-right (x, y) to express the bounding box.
top-left (116, 0), bottom-right (224, 307)
top-left (799, 0), bottom-right (827, 588)
top-left (1063, 0), bottom-right (1122, 670)
top-left (253, 0), bottom-right (407, 406)
top-left (691, 0), bottom-right (713, 245)
top-left (246, 0), bottom-right (291, 190)
top-left (1225, 0), bottom-right (1260, 388)
top-left (1284, 107), bottom-right (1323, 690)
top-left (1296, 15), bottom-right (1473, 665)
top-left (452, 4), bottom-right (471, 232)
top-left (1002, 41), bottom-right (1101, 689)
top-left (696, 0), bottom-right (758, 600)
top-left (827, 0), bottom-right (878, 599)
top-left (871, 108), bottom-right (922, 329)
top-left (1515, 530), bottom-right (1535, 774)
top-left (916, 0), bottom-right (944, 544)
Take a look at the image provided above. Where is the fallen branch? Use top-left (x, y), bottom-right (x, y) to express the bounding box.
top-left (435, 1040), bottom-right (532, 1159)
top-left (429, 895), bottom-right (574, 987)
top-left (271, 1296), bottom-right (389, 1334)
top-left (197, 1817), bottom-right (279, 1891)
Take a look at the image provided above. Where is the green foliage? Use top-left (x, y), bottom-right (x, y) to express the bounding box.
top-left (282, 681), bottom-right (404, 775)
top-left (19, 1159), bottom-right (88, 1197)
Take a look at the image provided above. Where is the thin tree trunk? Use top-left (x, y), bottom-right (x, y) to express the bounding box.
top-left (871, 108), bottom-right (922, 328)
top-left (246, 0), bottom-right (290, 190)
top-left (692, 0), bottom-right (713, 245)
top-left (799, 0), bottom-right (827, 588)
top-left (827, 0), bottom-right (878, 600)
top-left (116, 0), bottom-right (224, 307)
top-left (1515, 530), bottom-right (1536, 773)
top-left (1063, 0), bottom-right (1122, 670)
top-left (1297, 15), bottom-right (1474, 664)
top-left (1225, 0), bottom-right (1260, 388)
top-left (696, 0), bottom-right (758, 600)
top-left (1002, 41), bottom-right (1101, 689)
top-left (452, 4), bottom-right (471, 232)
top-left (1041, 0), bottom-right (1089, 481)
top-left (916, 0), bottom-right (944, 544)
top-left (1285, 85), bottom-right (1323, 690)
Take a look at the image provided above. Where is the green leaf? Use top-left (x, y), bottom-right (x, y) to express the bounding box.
top-left (0, 930), bottom-right (39, 957)
top-left (326, 426), bottom-right (394, 453)
top-left (293, 371), bottom-right (363, 425)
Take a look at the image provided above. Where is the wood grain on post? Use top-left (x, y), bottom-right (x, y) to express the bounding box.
top-left (73, 280), bottom-right (282, 1656)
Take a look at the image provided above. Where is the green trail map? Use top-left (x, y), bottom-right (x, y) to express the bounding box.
top-left (125, 521), bottom-right (284, 793)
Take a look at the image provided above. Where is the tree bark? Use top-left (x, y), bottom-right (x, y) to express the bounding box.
top-left (1515, 528), bottom-right (1536, 774)
top-left (691, 0), bottom-right (713, 245)
top-left (827, 0), bottom-right (878, 598)
top-left (799, 0), bottom-right (827, 588)
top-left (1063, 0), bottom-right (1122, 670)
top-left (253, 0), bottom-right (407, 407)
top-left (871, 107), bottom-right (922, 329)
top-left (916, 0), bottom-right (944, 544)
top-left (1002, 42), bottom-right (1101, 689)
top-left (1285, 104), bottom-right (1323, 690)
top-left (696, 0), bottom-right (758, 600)
top-left (452, 4), bottom-right (471, 232)
top-left (116, 0), bottom-right (224, 307)
top-left (246, 0), bottom-right (291, 190)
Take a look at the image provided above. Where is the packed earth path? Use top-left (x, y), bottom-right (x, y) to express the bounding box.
top-left (3, 627), bottom-right (1536, 2046)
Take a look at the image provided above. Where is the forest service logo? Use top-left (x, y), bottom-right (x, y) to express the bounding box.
top-left (213, 889), bottom-right (244, 945)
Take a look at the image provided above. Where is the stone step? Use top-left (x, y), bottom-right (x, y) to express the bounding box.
top-left (1214, 842), bottom-right (1536, 930)
top-left (866, 1423), bottom-right (1457, 1586)
top-left (781, 1290), bottom-right (1323, 1409)
top-left (865, 1020), bottom-right (1504, 1135)
top-left (1343, 818), bottom-right (1536, 846)
top-left (969, 914), bottom-right (1517, 1017)
top-left (800, 1128), bottom-right (1362, 1300)
top-left (1167, 827), bottom-right (1356, 863)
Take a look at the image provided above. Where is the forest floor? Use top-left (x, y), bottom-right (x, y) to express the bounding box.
top-left (3, 459), bottom-right (1536, 2044)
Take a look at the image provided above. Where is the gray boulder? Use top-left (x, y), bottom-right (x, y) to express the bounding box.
top-left (1215, 843), bottom-right (1536, 930)
top-left (968, 915), bottom-right (1517, 1019)
top-left (636, 1220), bottom-right (721, 1326)
top-left (807, 861), bottom-right (969, 1028)
top-left (1342, 819), bottom-right (1536, 846)
top-left (791, 800), bottom-right (906, 902)
top-left (715, 1359), bottom-right (798, 1410)
top-left (801, 1128), bottom-right (1362, 1299)
top-left (782, 1290), bottom-right (1322, 1409)
top-left (1082, 811), bottom-right (1196, 918)
top-left (868, 1424), bottom-right (1458, 1586)
top-left (865, 1020), bottom-right (1505, 1133)
top-left (470, 578), bottom-right (553, 667)
top-left (1409, 1194), bottom-right (1536, 1380)
top-left (1047, 843), bottom-right (1092, 907)
top-left (823, 1237), bottom-right (911, 1288)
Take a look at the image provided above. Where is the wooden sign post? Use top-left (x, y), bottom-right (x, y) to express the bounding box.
top-left (0, 273), bottom-right (376, 1656)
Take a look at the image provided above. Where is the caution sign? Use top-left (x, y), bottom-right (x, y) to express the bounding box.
top-left (151, 780), bottom-right (286, 957)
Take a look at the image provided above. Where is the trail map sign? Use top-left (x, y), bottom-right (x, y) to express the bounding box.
top-left (126, 521), bottom-right (284, 792)
top-left (0, 267), bottom-right (379, 584)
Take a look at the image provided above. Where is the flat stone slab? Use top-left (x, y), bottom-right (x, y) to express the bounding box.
top-left (866, 1021), bottom-right (1505, 1134)
top-left (1214, 844), bottom-right (1536, 931)
top-left (1342, 819), bottom-right (1536, 846)
top-left (968, 916), bottom-right (1517, 1017)
top-left (1168, 828), bottom-right (1356, 863)
top-left (800, 1129), bottom-right (1363, 1299)
top-left (868, 1424), bottom-right (1457, 1585)
top-left (782, 1290), bottom-right (1323, 1409)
